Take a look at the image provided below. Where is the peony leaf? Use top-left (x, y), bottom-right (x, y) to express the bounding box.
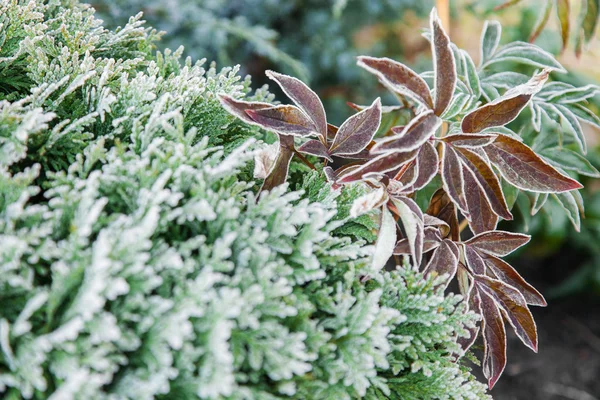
top-left (480, 20), bottom-right (502, 67)
top-left (431, 8), bottom-right (457, 116)
top-left (372, 207), bottom-right (397, 272)
top-left (464, 230), bottom-right (530, 257)
top-left (484, 135), bottom-right (584, 192)
top-left (426, 188), bottom-right (460, 241)
top-left (464, 244), bottom-right (487, 275)
top-left (218, 94), bottom-right (273, 125)
top-left (350, 186), bottom-right (389, 218)
top-left (330, 98), bottom-right (382, 156)
top-left (441, 145), bottom-right (467, 213)
top-left (462, 69), bottom-right (550, 133)
top-left (455, 146), bottom-right (512, 220)
top-left (423, 239), bottom-right (460, 288)
top-left (540, 147), bottom-right (600, 177)
top-left (476, 275), bottom-right (538, 352)
top-left (442, 133), bottom-right (497, 148)
top-left (462, 166), bottom-right (499, 233)
top-left (357, 56), bottom-right (434, 108)
top-left (483, 254), bottom-right (547, 306)
top-left (553, 192), bottom-right (582, 232)
top-left (246, 105), bottom-right (318, 137)
top-left (478, 287), bottom-right (507, 389)
top-left (529, 0), bottom-right (553, 43)
top-left (337, 149), bottom-right (419, 184)
top-left (265, 70), bottom-right (327, 139)
top-left (260, 135), bottom-right (295, 192)
top-left (390, 196), bottom-right (424, 267)
top-left (482, 42), bottom-right (566, 72)
top-left (398, 142), bottom-right (439, 193)
top-left (371, 110), bottom-right (441, 154)
top-left (297, 139), bottom-right (332, 161)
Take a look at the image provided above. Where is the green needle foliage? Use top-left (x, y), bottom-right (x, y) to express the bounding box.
top-left (0, 1), bottom-right (488, 399)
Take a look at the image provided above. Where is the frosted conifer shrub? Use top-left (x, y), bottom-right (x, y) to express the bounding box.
top-left (0, 0), bottom-right (491, 398)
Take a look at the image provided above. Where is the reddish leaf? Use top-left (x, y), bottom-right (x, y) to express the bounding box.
top-left (461, 69), bottom-right (550, 133)
top-left (476, 275), bottom-right (538, 352)
top-left (266, 70), bottom-right (327, 139)
top-left (391, 196), bottom-right (424, 266)
top-left (426, 189), bottom-right (460, 241)
top-left (357, 56), bottom-right (434, 108)
top-left (462, 166), bottom-right (499, 233)
top-left (393, 227), bottom-right (442, 255)
top-left (260, 135), bottom-right (295, 192)
top-left (398, 142), bottom-right (439, 193)
top-left (529, 0), bottom-right (553, 43)
top-left (431, 8), bottom-right (457, 116)
top-left (297, 139), bottom-right (332, 161)
top-left (423, 214), bottom-right (450, 237)
top-left (337, 149), bottom-right (419, 184)
top-left (484, 135), bottom-right (583, 192)
top-left (478, 287), bottom-right (507, 389)
top-left (327, 124), bottom-right (338, 141)
top-left (371, 110), bottom-right (441, 154)
top-left (218, 94), bottom-right (272, 125)
top-left (483, 255), bottom-right (547, 306)
top-left (464, 230), bottom-right (530, 257)
top-left (456, 278), bottom-right (482, 357)
top-left (246, 105), bottom-right (317, 137)
top-left (455, 146), bottom-right (512, 220)
top-left (423, 239), bottom-right (460, 288)
top-left (464, 244), bottom-right (487, 275)
top-left (556, 0), bottom-right (570, 52)
top-left (441, 145), bottom-right (467, 213)
top-left (330, 98), bottom-right (382, 156)
top-left (441, 133), bottom-right (497, 148)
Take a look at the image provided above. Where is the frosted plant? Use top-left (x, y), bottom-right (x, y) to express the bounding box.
top-left (0, 1), bottom-right (489, 399)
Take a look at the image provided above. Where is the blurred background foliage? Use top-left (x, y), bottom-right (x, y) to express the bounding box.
top-left (92, 0), bottom-right (600, 296)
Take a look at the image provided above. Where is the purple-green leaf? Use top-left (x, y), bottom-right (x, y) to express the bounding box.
top-left (461, 69), bottom-right (550, 133)
top-left (297, 139), bottom-right (332, 161)
top-left (218, 94), bottom-right (273, 125)
top-left (462, 166), bottom-right (499, 233)
top-left (266, 70), bottom-right (327, 139)
top-left (423, 239), bottom-right (460, 288)
top-left (337, 149), bottom-right (419, 184)
top-left (246, 105), bottom-right (318, 137)
top-left (330, 98), bottom-right (382, 156)
top-left (441, 133), bottom-right (498, 148)
top-left (464, 230), bottom-right (530, 257)
top-left (476, 275), bottom-right (538, 352)
top-left (260, 135), bottom-right (295, 192)
top-left (371, 110), bottom-right (440, 154)
top-left (431, 8), bottom-right (457, 116)
top-left (478, 287), bottom-right (507, 389)
top-left (484, 134), bottom-right (584, 192)
top-left (357, 56), bottom-right (434, 108)
top-left (441, 145), bottom-right (467, 213)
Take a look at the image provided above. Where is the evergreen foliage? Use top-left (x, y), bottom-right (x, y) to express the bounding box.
top-left (0, 1), bottom-right (488, 398)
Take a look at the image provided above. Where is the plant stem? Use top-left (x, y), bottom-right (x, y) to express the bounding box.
top-left (294, 150), bottom-right (317, 170)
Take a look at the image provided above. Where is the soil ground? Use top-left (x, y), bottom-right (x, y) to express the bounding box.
top-left (480, 249), bottom-right (600, 400)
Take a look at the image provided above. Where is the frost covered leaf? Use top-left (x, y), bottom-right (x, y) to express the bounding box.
top-left (483, 254), bottom-right (546, 306)
top-left (350, 186), bottom-right (388, 218)
top-left (218, 94), bottom-right (272, 125)
top-left (475, 275), bottom-right (538, 352)
top-left (462, 69), bottom-right (550, 133)
top-left (297, 139), bottom-right (332, 161)
top-left (337, 149), bottom-right (419, 184)
top-left (265, 70), bottom-right (327, 139)
top-left (253, 142), bottom-right (280, 179)
top-left (482, 41), bottom-right (567, 72)
top-left (464, 230), bottom-right (530, 257)
top-left (442, 133), bottom-right (497, 148)
top-left (455, 146), bottom-right (512, 220)
top-left (478, 287), bottom-right (507, 389)
top-left (390, 196), bottom-right (424, 266)
top-left (330, 97), bottom-right (382, 156)
top-left (480, 20), bottom-right (502, 67)
top-left (371, 207), bottom-right (397, 271)
top-left (462, 166), bottom-right (499, 234)
top-left (356, 56), bottom-right (434, 108)
top-left (422, 239), bottom-right (460, 288)
top-left (397, 142), bottom-right (439, 193)
top-left (371, 110), bottom-right (440, 154)
top-left (441, 144), bottom-right (467, 213)
top-left (529, 0), bottom-right (553, 43)
top-left (246, 105), bottom-right (317, 137)
top-left (540, 147), bottom-right (600, 177)
top-left (260, 135), bottom-right (295, 192)
top-left (431, 8), bottom-right (457, 116)
top-left (484, 135), bottom-right (583, 192)
top-left (426, 189), bottom-right (460, 241)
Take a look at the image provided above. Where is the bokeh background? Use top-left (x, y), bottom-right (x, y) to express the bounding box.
top-left (91, 0), bottom-right (600, 398)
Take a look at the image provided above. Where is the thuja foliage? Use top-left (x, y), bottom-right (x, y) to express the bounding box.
top-left (0, 1), bottom-right (491, 399)
top-left (222, 9), bottom-right (598, 389)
